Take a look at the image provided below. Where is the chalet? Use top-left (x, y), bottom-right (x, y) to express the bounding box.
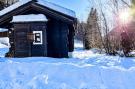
top-left (0, 0), bottom-right (77, 58)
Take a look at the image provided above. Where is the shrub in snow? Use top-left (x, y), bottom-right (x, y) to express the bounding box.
top-left (90, 48), bottom-right (105, 54)
top-left (117, 50), bottom-right (125, 57)
top-left (128, 50), bottom-right (135, 57)
top-left (121, 31), bottom-right (132, 57)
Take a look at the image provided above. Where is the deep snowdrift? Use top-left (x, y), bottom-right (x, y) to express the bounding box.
top-left (0, 41), bottom-right (135, 89)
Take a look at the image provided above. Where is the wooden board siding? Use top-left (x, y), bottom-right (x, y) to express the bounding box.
top-left (8, 19), bottom-right (70, 58)
top-left (0, 31), bottom-right (8, 37)
top-left (31, 23), bottom-right (47, 57)
top-left (47, 20), bottom-right (58, 57)
top-left (59, 22), bottom-right (69, 57)
top-left (47, 20), bottom-right (68, 58)
top-left (14, 24), bottom-right (31, 57)
top-left (12, 22), bottom-right (47, 57)
top-left (68, 25), bottom-right (75, 52)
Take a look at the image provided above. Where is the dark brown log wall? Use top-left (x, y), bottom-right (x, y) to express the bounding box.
top-left (0, 31), bottom-right (8, 37)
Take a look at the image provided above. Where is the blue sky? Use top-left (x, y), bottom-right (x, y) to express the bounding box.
top-left (45, 0), bottom-right (90, 22)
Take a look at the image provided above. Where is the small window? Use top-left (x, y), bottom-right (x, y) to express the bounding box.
top-left (35, 33), bottom-right (41, 42)
top-left (33, 31), bottom-right (43, 45)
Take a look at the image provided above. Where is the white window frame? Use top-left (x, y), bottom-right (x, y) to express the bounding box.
top-left (33, 31), bottom-right (43, 45)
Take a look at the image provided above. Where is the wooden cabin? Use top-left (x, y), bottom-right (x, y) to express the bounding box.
top-left (0, 0), bottom-right (77, 58)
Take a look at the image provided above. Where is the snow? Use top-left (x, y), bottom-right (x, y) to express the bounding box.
top-left (74, 40), bottom-right (84, 51)
top-left (0, 28), bottom-right (8, 32)
top-left (0, 40), bottom-right (135, 89)
top-left (0, 48), bottom-right (9, 57)
top-left (37, 0), bottom-right (76, 18)
top-left (0, 44), bottom-right (8, 48)
top-left (0, 37), bottom-right (10, 47)
top-left (0, 0), bottom-right (76, 18)
top-left (0, 37), bottom-right (9, 57)
top-left (12, 14), bottom-right (48, 22)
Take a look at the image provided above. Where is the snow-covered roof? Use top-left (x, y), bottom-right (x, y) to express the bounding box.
top-left (12, 14), bottom-right (48, 22)
top-left (37, 0), bottom-right (76, 18)
top-left (0, 28), bottom-right (8, 32)
top-left (0, 0), bottom-right (76, 18)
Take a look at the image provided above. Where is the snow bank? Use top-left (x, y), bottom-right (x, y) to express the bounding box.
top-left (0, 44), bottom-right (8, 48)
top-left (0, 37), bottom-right (9, 43)
top-left (0, 48), bottom-right (8, 57)
top-left (0, 41), bottom-right (135, 89)
top-left (12, 14), bottom-right (48, 22)
top-left (74, 40), bottom-right (83, 50)
top-left (0, 57), bottom-right (135, 89)
top-left (0, 28), bottom-right (8, 32)
top-left (0, 38), bottom-right (9, 57)
top-left (0, 37), bottom-right (9, 48)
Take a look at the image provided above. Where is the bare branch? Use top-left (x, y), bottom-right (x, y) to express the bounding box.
top-left (121, 0), bottom-right (130, 7)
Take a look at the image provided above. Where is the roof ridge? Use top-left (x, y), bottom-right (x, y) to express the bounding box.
top-left (41, 0), bottom-right (75, 13)
top-left (0, 0), bottom-right (76, 18)
top-left (37, 0), bottom-right (76, 18)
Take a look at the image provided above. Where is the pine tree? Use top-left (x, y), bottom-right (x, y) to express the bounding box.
top-left (84, 8), bottom-right (102, 49)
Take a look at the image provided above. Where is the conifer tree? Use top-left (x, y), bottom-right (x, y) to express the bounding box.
top-left (84, 8), bottom-right (102, 49)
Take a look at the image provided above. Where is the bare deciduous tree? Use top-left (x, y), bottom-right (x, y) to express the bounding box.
top-left (86, 0), bottom-right (132, 55)
top-left (75, 20), bottom-right (86, 41)
top-left (0, 1), bottom-right (5, 10)
top-left (0, 0), bottom-right (18, 8)
top-left (121, 0), bottom-right (131, 7)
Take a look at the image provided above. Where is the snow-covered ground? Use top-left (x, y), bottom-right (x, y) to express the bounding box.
top-left (0, 40), bottom-right (135, 89)
top-left (0, 37), bottom-right (9, 47)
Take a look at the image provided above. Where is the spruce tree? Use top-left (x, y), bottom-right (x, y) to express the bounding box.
top-left (84, 8), bottom-right (102, 49)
